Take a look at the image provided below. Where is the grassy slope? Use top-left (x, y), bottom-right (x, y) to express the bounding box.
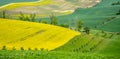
top-left (0, 18), bottom-right (80, 50)
top-left (55, 0), bottom-right (120, 32)
top-left (54, 31), bottom-right (120, 56)
top-left (0, 31), bottom-right (120, 59)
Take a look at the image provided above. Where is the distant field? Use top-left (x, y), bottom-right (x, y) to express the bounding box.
top-left (54, 0), bottom-right (120, 32)
top-left (0, 0), bottom-right (38, 6)
top-left (0, 0), bottom-right (100, 18)
top-left (0, 18), bottom-right (80, 50)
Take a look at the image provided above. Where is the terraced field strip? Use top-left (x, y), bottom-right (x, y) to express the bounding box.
top-left (54, 34), bottom-right (111, 53)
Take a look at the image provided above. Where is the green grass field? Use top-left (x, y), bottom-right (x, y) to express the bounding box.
top-left (0, 50), bottom-right (120, 59)
top-left (54, 0), bottom-right (120, 32)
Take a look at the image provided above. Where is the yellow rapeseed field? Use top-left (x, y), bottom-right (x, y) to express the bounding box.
top-left (0, 18), bottom-right (80, 50)
top-left (0, 0), bottom-right (56, 10)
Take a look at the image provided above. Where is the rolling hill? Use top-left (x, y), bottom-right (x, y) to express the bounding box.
top-left (0, 0), bottom-right (100, 18)
top-left (54, 0), bottom-right (120, 32)
top-left (54, 31), bottom-right (120, 56)
top-left (0, 0), bottom-right (120, 59)
top-left (0, 18), bottom-right (80, 50)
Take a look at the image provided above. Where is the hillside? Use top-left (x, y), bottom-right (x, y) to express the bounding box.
top-left (0, 30), bottom-right (120, 59)
top-left (54, 31), bottom-right (120, 56)
top-left (0, 0), bottom-right (120, 59)
top-left (0, 18), bottom-right (80, 50)
top-left (0, 0), bottom-right (100, 18)
top-left (55, 0), bottom-right (120, 32)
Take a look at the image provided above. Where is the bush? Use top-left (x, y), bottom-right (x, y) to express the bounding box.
top-left (2, 46), bottom-right (6, 50)
top-left (83, 27), bottom-right (90, 34)
top-left (41, 48), bottom-right (44, 51)
top-left (12, 47), bottom-right (16, 50)
top-left (35, 48), bottom-right (38, 50)
top-left (28, 48), bottom-right (31, 50)
top-left (59, 23), bottom-right (69, 28)
top-left (20, 47), bottom-right (24, 50)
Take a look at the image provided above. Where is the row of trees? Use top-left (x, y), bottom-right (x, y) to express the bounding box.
top-left (0, 10), bottom-right (90, 34)
top-left (18, 12), bottom-right (90, 34)
top-left (112, 1), bottom-right (120, 5)
top-left (0, 10), bottom-right (8, 18)
top-left (48, 14), bottom-right (90, 34)
top-left (1, 45), bottom-right (47, 51)
top-left (116, 10), bottom-right (120, 15)
top-left (19, 12), bottom-right (36, 22)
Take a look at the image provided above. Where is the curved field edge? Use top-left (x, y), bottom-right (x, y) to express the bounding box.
top-left (0, 0), bottom-right (52, 9)
top-left (0, 18), bottom-right (80, 50)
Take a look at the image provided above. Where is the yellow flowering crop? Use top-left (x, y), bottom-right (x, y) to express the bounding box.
top-left (0, 18), bottom-right (80, 50)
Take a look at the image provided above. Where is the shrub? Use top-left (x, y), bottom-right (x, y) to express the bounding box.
top-left (35, 48), bottom-right (38, 50)
top-left (12, 47), bottom-right (16, 50)
top-left (59, 23), bottom-right (69, 28)
top-left (76, 20), bottom-right (83, 31)
top-left (83, 27), bottom-right (90, 34)
top-left (2, 46), bottom-right (6, 50)
top-left (20, 47), bottom-right (24, 50)
top-left (41, 48), bottom-right (44, 51)
top-left (50, 14), bottom-right (58, 25)
top-left (28, 48), bottom-right (31, 50)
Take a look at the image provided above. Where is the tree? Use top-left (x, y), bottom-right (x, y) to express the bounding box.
top-left (116, 10), bottom-right (120, 15)
top-left (84, 27), bottom-right (90, 34)
top-left (50, 14), bottom-right (58, 25)
top-left (112, 1), bottom-right (120, 5)
top-left (2, 10), bottom-right (6, 18)
top-left (30, 13), bottom-right (36, 22)
top-left (19, 12), bottom-right (26, 21)
top-left (0, 10), bottom-right (7, 18)
top-left (19, 12), bottom-right (36, 22)
top-left (76, 20), bottom-right (83, 31)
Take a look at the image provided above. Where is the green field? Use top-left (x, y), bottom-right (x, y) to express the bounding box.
top-left (0, 50), bottom-right (120, 59)
top-left (54, 0), bottom-right (120, 32)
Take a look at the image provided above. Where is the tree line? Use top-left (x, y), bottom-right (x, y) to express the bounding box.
top-left (0, 10), bottom-right (90, 34)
